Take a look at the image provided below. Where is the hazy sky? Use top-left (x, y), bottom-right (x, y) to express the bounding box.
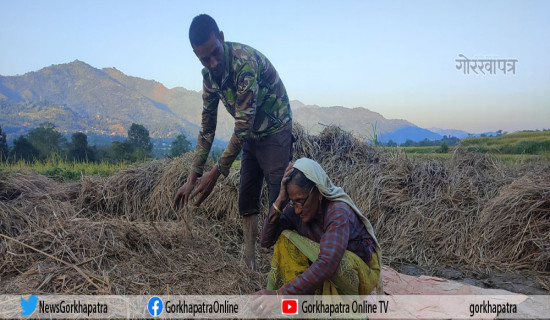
top-left (1, 0), bottom-right (549, 133)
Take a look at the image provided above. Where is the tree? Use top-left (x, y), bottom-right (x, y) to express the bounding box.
top-left (439, 141), bottom-right (449, 153)
top-left (68, 132), bottom-right (95, 162)
top-left (128, 123), bottom-right (153, 151)
top-left (127, 123), bottom-right (153, 160)
top-left (111, 140), bottom-right (134, 162)
top-left (386, 140), bottom-right (398, 147)
top-left (0, 126), bottom-right (8, 162)
top-left (418, 138), bottom-right (431, 147)
top-left (10, 136), bottom-right (39, 161)
top-left (170, 134), bottom-right (192, 157)
top-left (27, 122), bottom-right (66, 160)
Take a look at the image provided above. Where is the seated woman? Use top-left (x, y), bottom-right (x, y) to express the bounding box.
top-left (257, 157), bottom-right (383, 298)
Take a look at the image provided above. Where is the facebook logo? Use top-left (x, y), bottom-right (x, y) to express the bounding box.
top-left (147, 296), bottom-right (163, 317)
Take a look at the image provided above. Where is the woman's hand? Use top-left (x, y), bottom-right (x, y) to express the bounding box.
top-left (251, 289), bottom-right (280, 317)
top-left (274, 162), bottom-right (294, 209)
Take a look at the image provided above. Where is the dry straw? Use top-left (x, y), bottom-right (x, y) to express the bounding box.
top-left (1, 122), bottom-right (548, 295)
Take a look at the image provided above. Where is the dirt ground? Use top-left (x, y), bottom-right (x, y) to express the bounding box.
top-left (393, 263), bottom-right (549, 295)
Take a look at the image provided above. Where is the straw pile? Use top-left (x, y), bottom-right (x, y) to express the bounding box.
top-left (1, 122), bottom-right (549, 295)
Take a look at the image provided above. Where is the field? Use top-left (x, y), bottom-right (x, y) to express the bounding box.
top-left (0, 154), bottom-right (129, 181)
top-left (1, 123), bottom-right (549, 296)
top-left (461, 130), bottom-right (550, 154)
top-left (397, 130), bottom-right (550, 163)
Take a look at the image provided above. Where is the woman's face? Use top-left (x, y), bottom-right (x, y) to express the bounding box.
top-left (287, 183), bottom-right (320, 223)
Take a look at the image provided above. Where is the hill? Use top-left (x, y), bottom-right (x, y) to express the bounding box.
top-left (102, 67), bottom-right (237, 140)
top-left (2, 60), bottom-right (445, 143)
top-left (429, 128), bottom-right (500, 139)
top-left (291, 104), bottom-right (414, 138)
top-left (429, 128), bottom-right (471, 139)
top-left (0, 60), bottom-right (199, 138)
top-left (379, 125), bottom-right (443, 144)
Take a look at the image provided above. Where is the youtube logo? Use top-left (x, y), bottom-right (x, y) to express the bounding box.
top-left (281, 299), bottom-right (298, 314)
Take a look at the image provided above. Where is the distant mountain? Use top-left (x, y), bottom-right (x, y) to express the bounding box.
top-left (1, 60), bottom-right (459, 145)
top-left (429, 127), bottom-right (499, 139)
top-left (379, 126), bottom-right (443, 144)
top-left (291, 104), bottom-right (414, 138)
top-left (429, 128), bottom-right (471, 139)
top-left (290, 102), bottom-right (448, 143)
top-left (472, 131), bottom-right (499, 137)
top-left (289, 100), bottom-right (321, 110)
top-left (102, 67), bottom-right (236, 139)
top-left (0, 60), bottom-right (199, 138)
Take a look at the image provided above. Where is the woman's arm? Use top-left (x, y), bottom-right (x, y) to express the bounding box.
top-left (260, 205), bottom-right (295, 248)
top-left (279, 206), bottom-right (351, 295)
top-left (260, 162), bottom-right (295, 248)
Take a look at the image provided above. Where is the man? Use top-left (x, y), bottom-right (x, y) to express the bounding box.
top-left (173, 14), bottom-right (293, 270)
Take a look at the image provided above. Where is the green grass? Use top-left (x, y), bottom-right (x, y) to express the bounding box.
top-left (385, 131), bottom-right (550, 157)
top-left (391, 150), bottom-right (548, 163)
top-left (460, 130), bottom-right (550, 155)
top-left (231, 160), bottom-right (241, 170)
top-left (396, 146), bottom-right (457, 154)
top-left (0, 154), bottom-right (128, 181)
top-left (388, 130), bottom-right (550, 163)
top-left (492, 153), bottom-right (550, 163)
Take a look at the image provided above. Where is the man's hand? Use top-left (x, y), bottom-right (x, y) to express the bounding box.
top-left (173, 171), bottom-right (199, 210)
top-left (189, 166), bottom-right (221, 207)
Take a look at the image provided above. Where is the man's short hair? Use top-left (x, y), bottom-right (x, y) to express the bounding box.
top-left (189, 14), bottom-right (220, 47)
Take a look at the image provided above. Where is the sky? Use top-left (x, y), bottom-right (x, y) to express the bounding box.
top-left (0, 0), bottom-right (549, 133)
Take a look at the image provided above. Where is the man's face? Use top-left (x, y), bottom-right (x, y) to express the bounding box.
top-left (193, 32), bottom-right (225, 79)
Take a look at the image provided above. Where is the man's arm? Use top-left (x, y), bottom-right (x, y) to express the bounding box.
top-left (216, 61), bottom-right (259, 176)
top-left (191, 81), bottom-right (220, 175)
top-left (173, 79), bottom-right (219, 209)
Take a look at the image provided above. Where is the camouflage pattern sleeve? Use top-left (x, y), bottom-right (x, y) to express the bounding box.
top-left (217, 61), bottom-right (259, 176)
top-left (190, 78), bottom-right (219, 175)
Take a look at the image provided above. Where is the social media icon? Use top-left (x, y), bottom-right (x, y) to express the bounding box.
top-left (20, 295), bottom-right (38, 315)
top-left (281, 299), bottom-right (298, 314)
top-left (147, 296), bottom-right (163, 317)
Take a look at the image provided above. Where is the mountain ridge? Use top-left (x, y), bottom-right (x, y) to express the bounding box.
top-left (1, 60), bottom-right (455, 143)
top-left (0, 60), bottom-right (200, 138)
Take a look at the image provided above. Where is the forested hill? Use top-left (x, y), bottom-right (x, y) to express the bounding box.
top-left (0, 60), bottom-right (203, 139)
top-left (2, 60), bottom-right (433, 142)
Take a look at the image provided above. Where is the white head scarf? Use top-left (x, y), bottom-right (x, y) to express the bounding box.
top-left (293, 157), bottom-right (384, 294)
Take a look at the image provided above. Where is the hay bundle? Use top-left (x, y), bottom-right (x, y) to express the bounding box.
top-left (408, 160), bottom-right (449, 203)
top-left (293, 124), bottom-right (381, 172)
top-left (200, 171), bottom-right (241, 221)
top-left (77, 153), bottom-right (193, 221)
top-left (0, 172), bottom-right (76, 238)
top-left (1, 215), bottom-right (264, 295)
top-left (447, 147), bottom-right (506, 203)
top-left (475, 173), bottom-right (550, 272)
top-left (0, 172), bottom-right (63, 201)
